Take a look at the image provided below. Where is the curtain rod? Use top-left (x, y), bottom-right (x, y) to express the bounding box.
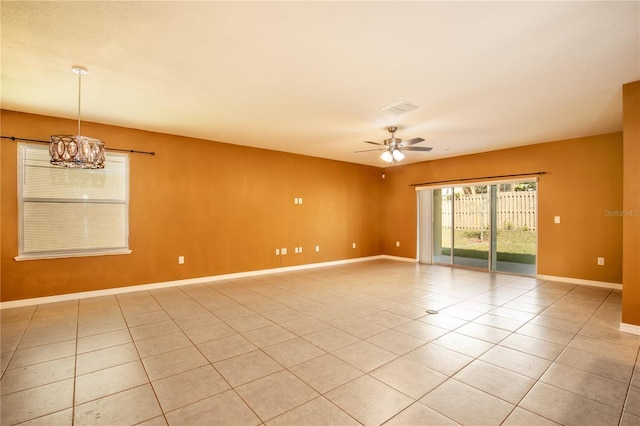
top-left (1, 135), bottom-right (155, 156)
top-left (410, 171), bottom-right (546, 187)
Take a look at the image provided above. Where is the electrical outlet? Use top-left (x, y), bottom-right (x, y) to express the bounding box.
top-left (294, 247), bottom-right (299, 254)
top-left (315, 245), bottom-right (320, 252)
top-left (352, 243), bottom-right (356, 249)
top-left (299, 246), bottom-right (302, 253)
top-left (276, 249), bottom-right (280, 256)
top-left (281, 248), bottom-right (287, 255)
top-left (597, 257), bottom-right (605, 266)
top-left (396, 241), bottom-right (400, 247)
top-left (554, 216), bottom-right (561, 224)
top-left (178, 256), bottom-right (184, 264)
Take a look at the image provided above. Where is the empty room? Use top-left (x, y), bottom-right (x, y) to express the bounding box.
top-left (1, 1), bottom-right (639, 425)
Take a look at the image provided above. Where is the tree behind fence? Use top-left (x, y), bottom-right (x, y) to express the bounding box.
top-left (441, 191), bottom-right (536, 231)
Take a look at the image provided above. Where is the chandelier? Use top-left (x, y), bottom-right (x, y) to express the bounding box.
top-left (50, 66), bottom-right (105, 169)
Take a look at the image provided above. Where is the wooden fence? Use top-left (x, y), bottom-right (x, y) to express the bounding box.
top-left (441, 191), bottom-right (536, 231)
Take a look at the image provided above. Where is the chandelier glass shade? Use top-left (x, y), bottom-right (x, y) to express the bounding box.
top-left (50, 66), bottom-right (105, 169)
top-left (381, 150), bottom-right (393, 163)
top-left (49, 135), bottom-right (105, 168)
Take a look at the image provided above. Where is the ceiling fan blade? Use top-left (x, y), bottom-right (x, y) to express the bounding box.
top-left (399, 137), bottom-right (425, 147)
top-left (354, 148), bottom-right (385, 153)
top-left (364, 141), bottom-right (384, 146)
top-left (402, 146), bottom-right (433, 151)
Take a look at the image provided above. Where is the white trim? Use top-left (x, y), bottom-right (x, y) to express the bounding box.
top-left (0, 255), bottom-right (384, 309)
top-left (381, 255), bottom-right (417, 263)
top-left (619, 323), bottom-right (640, 335)
top-left (15, 249), bottom-right (132, 261)
top-left (536, 274), bottom-right (622, 290)
top-left (2, 257), bottom-right (625, 309)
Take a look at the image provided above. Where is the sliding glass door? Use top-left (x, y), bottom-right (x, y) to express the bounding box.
top-left (492, 182), bottom-right (537, 275)
top-left (432, 188), bottom-right (452, 264)
top-left (452, 185), bottom-right (490, 269)
top-left (425, 181), bottom-right (536, 275)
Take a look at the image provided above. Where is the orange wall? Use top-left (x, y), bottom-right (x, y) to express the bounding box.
top-left (0, 110), bottom-right (626, 303)
top-left (622, 81), bottom-right (640, 326)
top-left (0, 110), bottom-right (384, 301)
top-left (382, 133), bottom-right (624, 284)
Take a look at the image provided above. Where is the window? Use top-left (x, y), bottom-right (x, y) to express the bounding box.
top-left (16, 143), bottom-right (131, 260)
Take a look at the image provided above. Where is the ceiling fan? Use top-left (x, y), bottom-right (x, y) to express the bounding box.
top-left (355, 126), bottom-right (432, 163)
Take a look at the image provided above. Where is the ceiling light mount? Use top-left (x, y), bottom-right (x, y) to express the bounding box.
top-left (50, 66), bottom-right (105, 169)
top-left (71, 66), bottom-right (88, 76)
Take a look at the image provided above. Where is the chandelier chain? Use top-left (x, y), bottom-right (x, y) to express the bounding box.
top-left (77, 69), bottom-right (82, 136)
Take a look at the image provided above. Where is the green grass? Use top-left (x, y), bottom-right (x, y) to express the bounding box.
top-left (439, 229), bottom-right (536, 264)
top-left (440, 248), bottom-right (535, 264)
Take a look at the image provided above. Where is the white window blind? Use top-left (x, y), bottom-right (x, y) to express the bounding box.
top-left (16, 143), bottom-right (131, 260)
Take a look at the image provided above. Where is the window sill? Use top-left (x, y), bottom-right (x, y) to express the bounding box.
top-left (14, 249), bottom-right (132, 261)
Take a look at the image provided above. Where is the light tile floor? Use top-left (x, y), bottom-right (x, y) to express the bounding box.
top-left (1, 260), bottom-right (639, 425)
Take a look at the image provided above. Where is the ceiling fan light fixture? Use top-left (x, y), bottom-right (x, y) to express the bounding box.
top-left (392, 149), bottom-right (405, 161)
top-left (49, 66), bottom-right (105, 169)
top-left (357, 126), bottom-right (429, 163)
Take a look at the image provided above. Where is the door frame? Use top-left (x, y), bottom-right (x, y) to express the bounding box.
top-left (416, 178), bottom-right (538, 275)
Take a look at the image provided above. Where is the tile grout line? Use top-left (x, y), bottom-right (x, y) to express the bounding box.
top-left (410, 278), bottom-right (593, 424)
top-left (116, 291), bottom-right (168, 426)
top-left (213, 277), bottom-right (426, 425)
top-left (509, 286), bottom-right (631, 423)
top-left (619, 344), bottom-right (640, 425)
top-left (0, 305), bottom-right (37, 382)
top-left (72, 300), bottom-right (79, 425)
top-left (2, 262), bottom-right (636, 425)
top-left (153, 284), bottom-right (271, 424)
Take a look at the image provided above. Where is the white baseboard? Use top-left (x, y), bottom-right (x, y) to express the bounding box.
top-left (0, 255), bottom-right (384, 310)
top-left (381, 255), bottom-right (418, 263)
top-left (536, 274), bottom-right (622, 290)
top-left (3, 258), bottom-right (626, 310)
top-left (619, 323), bottom-right (640, 335)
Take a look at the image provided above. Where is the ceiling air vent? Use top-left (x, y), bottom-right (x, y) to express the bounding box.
top-left (381, 100), bottom-right (418, 115)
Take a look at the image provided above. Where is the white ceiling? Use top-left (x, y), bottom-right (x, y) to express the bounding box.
top-left (2, 1), bottom-right (639, 167)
